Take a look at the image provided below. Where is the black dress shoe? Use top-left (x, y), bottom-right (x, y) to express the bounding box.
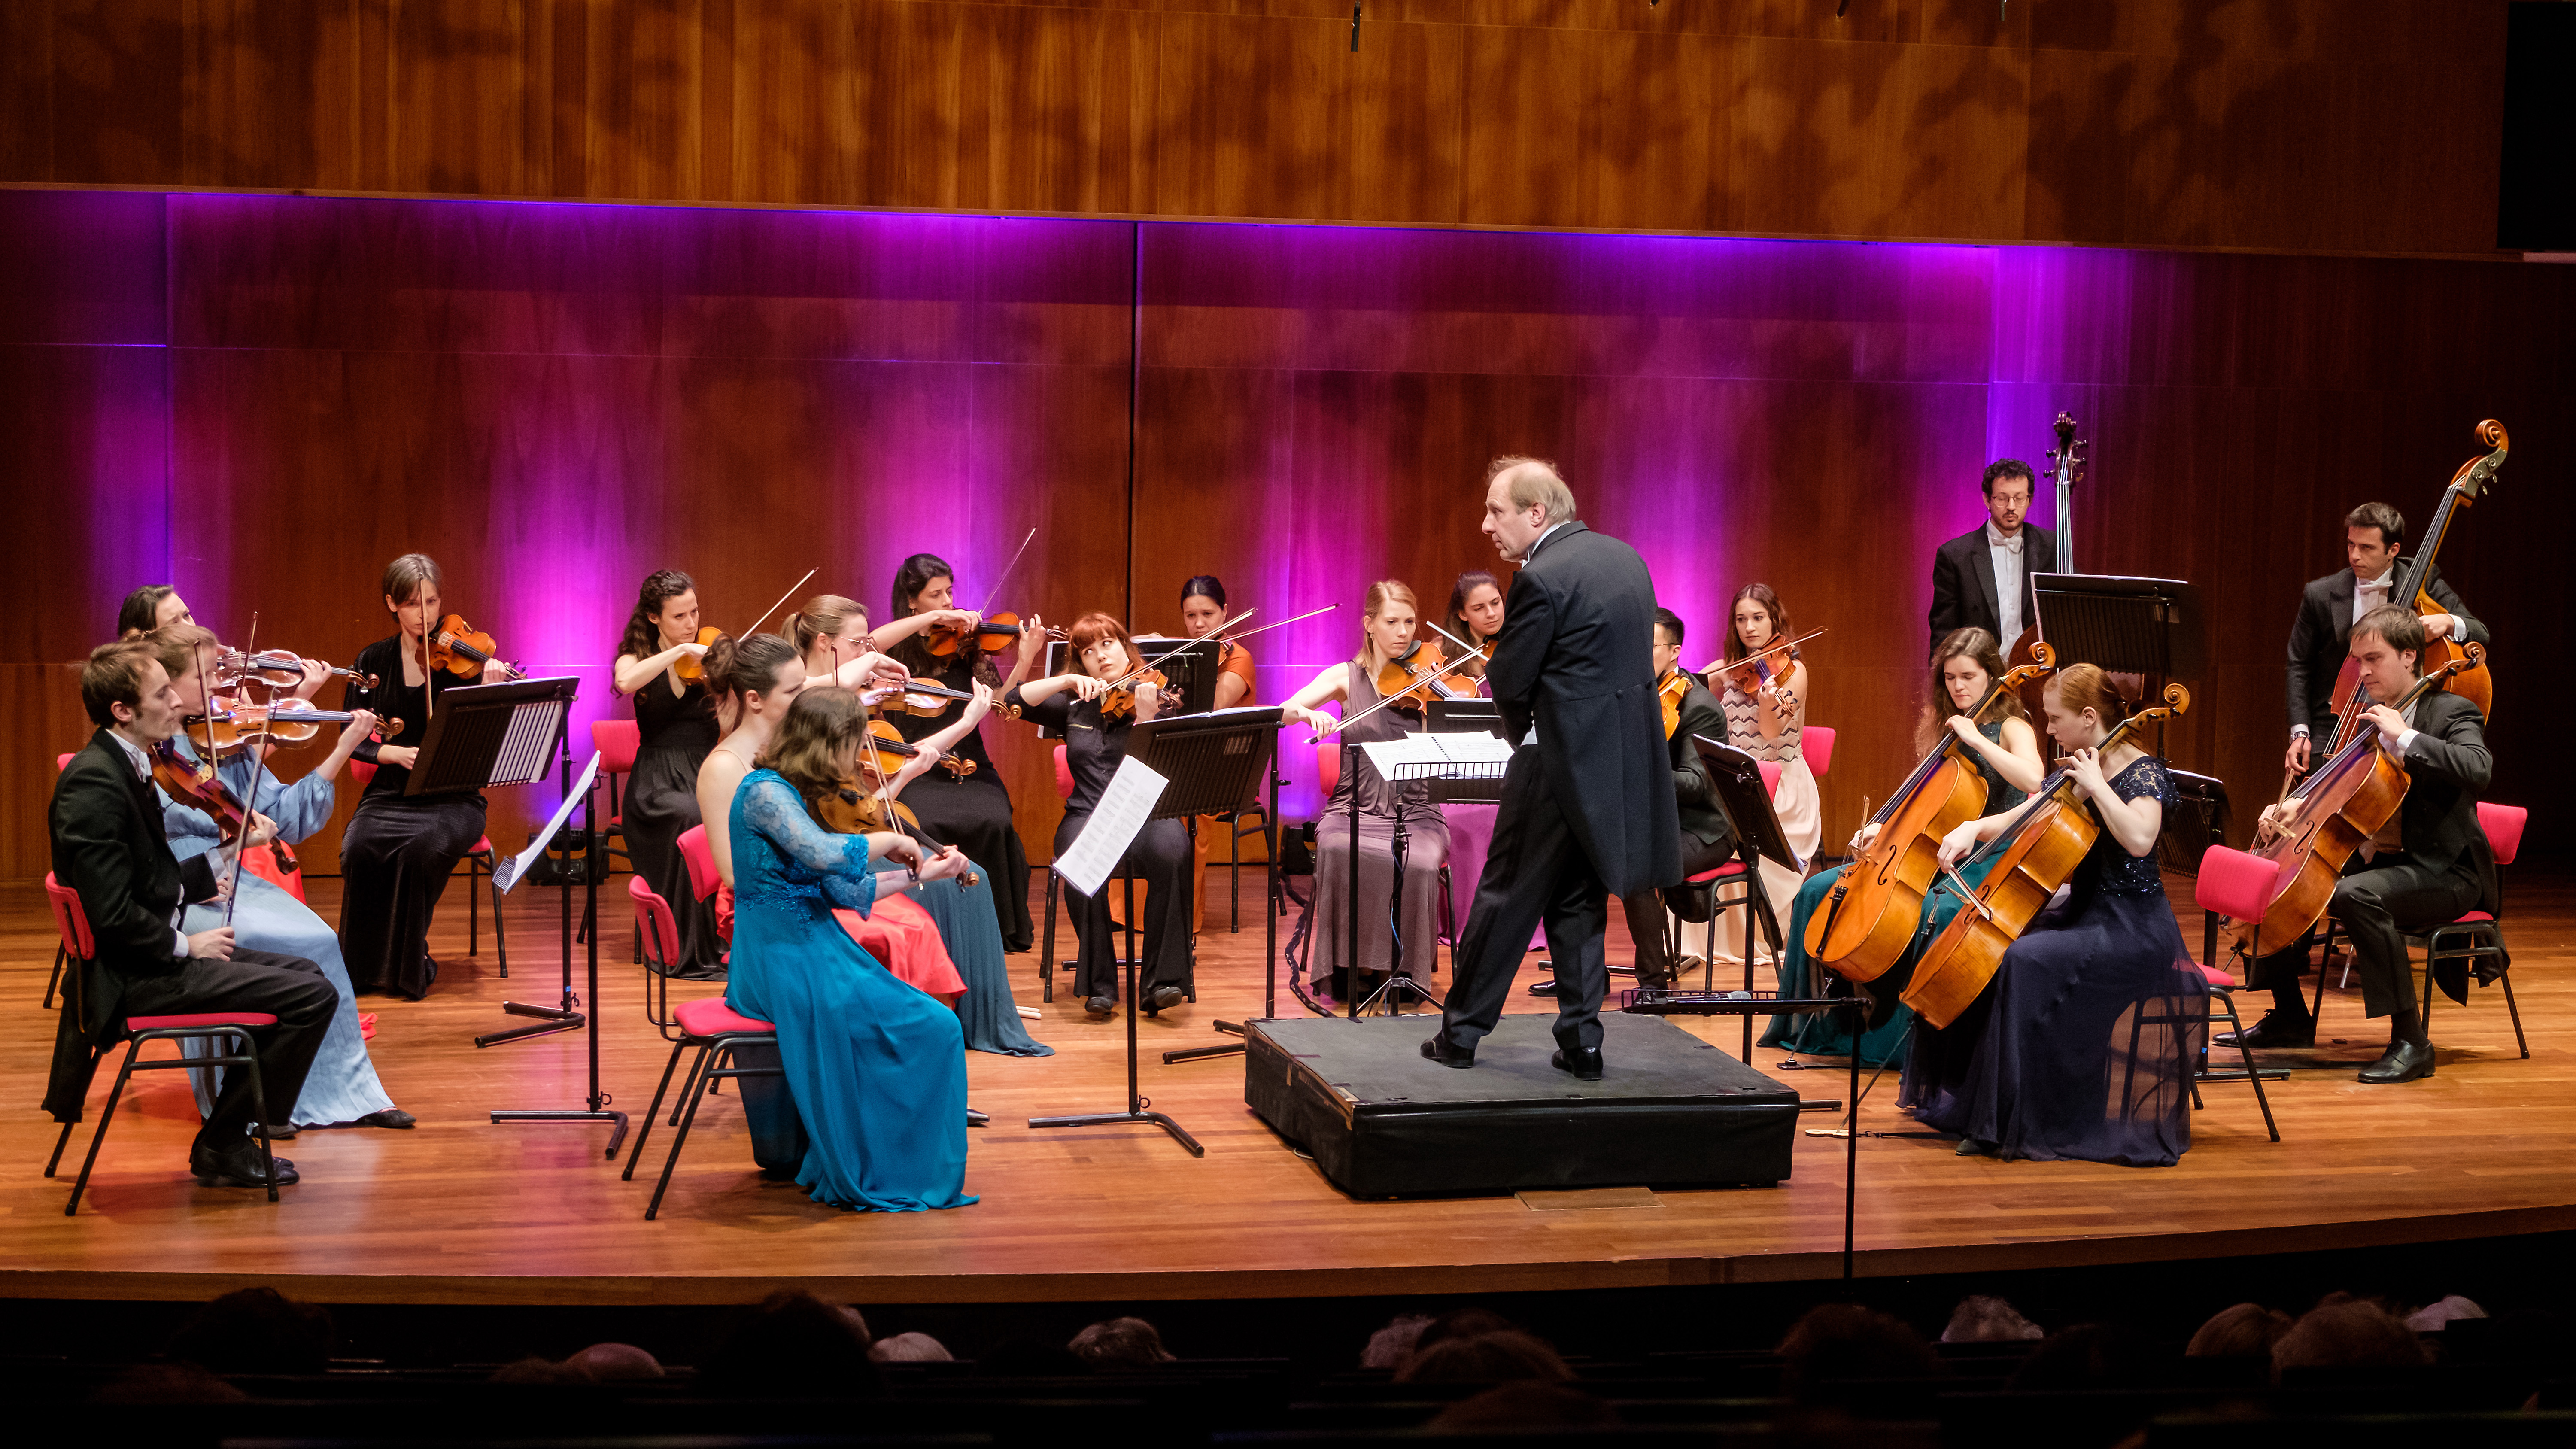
top-left (2358, 1039), bottom-right (2436, 1083)
top-left (191, 1141), bottom-right (298, 1188)
top-left (1148, 985), bottom-right (1188, 1013)
top-left (1955, 1136), bottom-right (2001, 1158)
top-left (1550, 1047), bottom-right (1605, 1081)
top-left (2215, 1010), bottom-right (2316, 1050)
top-left (355, 1109), bottom-right (416, 1130)
top-left (248, 1122), bottom-right (299, 1141)
top-left (1420, 1033), bottom-right (1475, 1069)
top-left (1084, 995), bottom-right (1116, 1020)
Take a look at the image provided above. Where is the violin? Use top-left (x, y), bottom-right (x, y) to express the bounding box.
top-left (216, 648), bottom-right (378, 692)
top-left (1658, 668), bottom-right (1692, 741)
top-left (191, 703), bottom-right (397, 751)
top-left (2228, 647), bottom-right (2482, 956)
top-left (1710, 628), bottom-right (1825, 707)
top-left (1899, 683), bottom-right (2190, 1029)
top-left (669, 626), bottom-right (725, 684)
top-left (151, 739), bottom-right (299, 878)
top-left (812, 718), bottom-right (982, 886)
top-left (2316, 421), bottom-right (2505, 768)
top-left (923, 611), bottom-right (1063, 657)
top-left (873, 678), bottom-right (978, 718)
top-left (1099, 667), bottom-right (1176, 721)
top-left (1375, 640), bottom-right (1478, 714)
top-left (1803, 645), bottom-right (2057, 985)
top-left (426, 614), bottom-right (519, 679)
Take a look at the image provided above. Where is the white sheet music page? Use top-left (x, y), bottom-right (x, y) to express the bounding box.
top-left (1053, 754), bottom-right (1170, 897)
top-left (494, 751), bottom-right (603, 893)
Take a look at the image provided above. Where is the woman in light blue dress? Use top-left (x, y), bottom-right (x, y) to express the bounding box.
top-left (149, 623), bottom-right (410, 1130)
top-left (726, 687), bottom-right (978, 1212)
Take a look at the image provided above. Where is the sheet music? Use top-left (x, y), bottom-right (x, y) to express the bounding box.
top-left (1356, 731), bottom-right (1515, 778)
top-left (492, 752), bottom-right (602, 893)
top-left (1053, 754), bottom-right (1169, 897)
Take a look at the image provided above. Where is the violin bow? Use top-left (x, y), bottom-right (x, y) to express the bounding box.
top-left (740, 567), bottom-right (818, 640)
top-left (1099, 606), bottom-right (1254, 697)
top-left (975, 527), bottom-right (1040, 617)
top-left (1697, 626), bottom-right (1828, 679)
top-left (1214, 601), bottom-right (1339, 648)
top-left (1310, 636), bottom-right (1487, 744)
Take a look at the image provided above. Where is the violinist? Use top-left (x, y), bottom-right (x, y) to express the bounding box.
top-left (45, 639), bottom-right (337, 1192)
top-left (1619, 609), bottom-right (1730, 990)
top-left (1439, 571), bottom-right (1505, 690)
top-left (613, 569), bottom-right (724, 978)
top-left (337, 553), bottom-right (506, 999)
top-left (2283, 502), bottom-right (2486, 777)
top-left (1278, 581), bottom-right (1453, 1006)
top-left (1004, 613), bottom-right (1196, 1021)
top-left (1762, 628), bottom-right (2045, 1064)
top-left (142, 624), bottom-right (411, 1131)
top-left (2240, 605), bottom-right (2497, 1083)
top-left (117, 584), bottom-right (195, 634)
top-left (1908, 665), bottom-right (2199, 1165)
top-left (784, 593), bottom-right (915, 694)
top-left (1707, 584), bottom-right (1817, 965)
top-left (881, 556), bottom-right (1046, 951)
top-left (1179, 575), bottom-right (1255, 709)
top-left (1927, 459), bottom-right (2056, 652)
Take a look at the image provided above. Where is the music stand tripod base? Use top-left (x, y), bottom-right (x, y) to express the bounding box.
top-left (1028, 871), bottom-right (1206, 1157)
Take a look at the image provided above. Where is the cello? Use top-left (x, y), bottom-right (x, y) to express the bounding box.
top-left (2316, 420), bottom-right (2505, 763)
top-left (1803, 644), bottom-right (2056, 982)
top-left (2226, 645), bottom-right (2483, 955)
top-left (1899, 683), bottom-right (2190, 1029)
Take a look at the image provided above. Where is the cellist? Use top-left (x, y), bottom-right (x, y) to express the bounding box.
top-left (2284, 502), bottom-right (2485, 777)
top-left (1619, 609), bottom-right (1730, 990)
top-left (2237, 605), bottom-right (2498, 1083)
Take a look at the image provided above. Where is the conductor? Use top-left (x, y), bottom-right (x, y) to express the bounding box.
top-left (1424, 458), bottom-right (1683, 1080)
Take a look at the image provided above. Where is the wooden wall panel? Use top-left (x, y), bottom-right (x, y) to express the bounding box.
top-left (0, 1), bottom-right (2518, 257)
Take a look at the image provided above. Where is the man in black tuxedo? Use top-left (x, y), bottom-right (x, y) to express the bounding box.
top-left (1426, 458), bottom-right (1683, 1078)
top-left (45, 640), bottom-right (337, 1188)
top-left (2234, 607), bottom-right (2497, 1083)
top-left (1927, 459), bottom-right (2058, 653)
top-left (2282, 500), bottom-right (2485, 776)
top-left (1618, 608), bottom-right (1732, 990)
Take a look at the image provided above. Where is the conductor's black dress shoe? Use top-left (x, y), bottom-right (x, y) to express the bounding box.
top-left (1550, 1047), bottom-right (1604, 1081)
top-left (2358, 1039), bottom-right (2436, 1083)
top-left (1420, 1032), bottom-right (1475, 1068)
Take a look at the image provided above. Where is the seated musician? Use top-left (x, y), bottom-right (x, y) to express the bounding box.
top-left (45, 640), bottom-right (338, 1191)
top-left (1004, 614), bottom-right (1196, 1021)
top-left (1619, 609), bottom-right (1731, 990)
top-left (1178, 575), bottom-right (1255, 709)
top-left (2284, 501), bottom-right (2485, 778)
top-left (116, 584), bottom-right (196, 634)
top-left (1277, 582), bottom-right (1453, 1008)
top-left (2238, 605), bottom-right (2497, 1083)
top-left (1763, 627), bottom-right (2044, 1063)
top-left (1909, 665), bottom-right (2202, 1165)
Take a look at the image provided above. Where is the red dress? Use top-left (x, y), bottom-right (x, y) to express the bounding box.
top-left (717, 882), bottom-right (964, 998)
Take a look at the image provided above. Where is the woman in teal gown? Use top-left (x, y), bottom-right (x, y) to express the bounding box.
top-left (1762, 629), bottom-right (2045, 1065)
top-left (725, 688), bottom-right (978, 1212)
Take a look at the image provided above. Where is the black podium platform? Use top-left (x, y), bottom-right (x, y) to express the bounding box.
top-left (1243, 1014), bottom-right (1798, 1199)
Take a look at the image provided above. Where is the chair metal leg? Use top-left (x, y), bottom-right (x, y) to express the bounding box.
top-left (2500, 966), bottom-right (2529, 1059)
top-left (44, 945), bottom-right (65, 1009)
top-left (647, 1042), bottom-right (726, 1221)
top-left (237, 1031), bottom-right (279, 1204)
top-left (490, 866), bottom-right (509, 979)
top-left (66, 1042), bottom-right (143, 1215)
top-left (623, 1036), bottom-right (693, 1180)
top-left (469, 856), bottom-right (483, 956)
top-left (45, 1118), bottom-right (76, 1177)
top-left (671, 1043), bottom-right (712, 1125)
top-left (2228, 994), bottom-right (2281, 1142)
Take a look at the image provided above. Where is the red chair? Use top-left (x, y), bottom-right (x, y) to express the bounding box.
top-left (2188, 845), bottom-right (2287, 1142)
top-left (2418, 802), bottom-right (2529, 1058)
top-left (592, 719), bottom-right (641, 873)
top-left (632, 875), bottom-right (690, 1041)
top-left (620, 994), bottom-right (781, 1221)
top-left (42, 875), bottom-right (283, 1213)
top-left (350, 758), bottom-right (509, 976)
top-left (676, 824), bottom-right (719, 902)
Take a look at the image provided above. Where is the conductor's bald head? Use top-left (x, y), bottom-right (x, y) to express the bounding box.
top-left (1482, 456), bottom-right (1577, 562)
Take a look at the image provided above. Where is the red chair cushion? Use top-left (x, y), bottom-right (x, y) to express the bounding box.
top-left (351, 759), bottom-right (375, 787)
top-left (629, 875), bottom-right (682, 965)
top-left (2447, 911), bottom-right (2495, 925)
top-left (1054, 744), bottom-right (1075, 799)
top-left (2194, 844), bottom-right (2282, 923)
top-left (675, 996), bottom-right (773, 1037)
top-left (2198, 964), bottom-right (2238, 988)
top-left (471, 836), bottom-right (495, 856)
top-left (44, 873), bottom-right (94, 960)
top-left (2476, 802), bottom-right (2525, 867)
top-left (128, 1012), bottom-right (279, 1031)
top-left (1685, 863), bottom-right (1747, 884)
top-left (1802, 725), bottom-right (1835, 780)
top-left (677, 825), bottom-right (720, 901)
top-left (1759, 760), bottom-right (1782, 796)
top-left (592, 719), bottom-right (642, 775)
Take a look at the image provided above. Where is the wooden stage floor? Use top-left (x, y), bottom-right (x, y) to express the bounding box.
top-left (5, 867), bottom-right (2572, 1307)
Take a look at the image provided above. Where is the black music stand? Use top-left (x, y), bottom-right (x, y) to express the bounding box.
top-left (1031, 708), bottom-right (1282, 1153)
top-left (1689, 736), bottom-right (1808, 1059)
top-left (410, 675), bottom-right (627, 1155)
top-left (1165, 710), bottom-right (1288, 1066)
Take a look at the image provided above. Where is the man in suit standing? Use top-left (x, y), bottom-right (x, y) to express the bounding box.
top-left (1928, 460), bottom-right (2059, 653)
top-left (2282, 501), bottom-right (2485, 776)
top-left (46, 639), bottom-right (338, 1189)
top-left (1619, 608), bottom-right (1732, 991)
top-left (1426, 458), bottom-right (1683, 1079)
top-left (2236, 607), bottom-right (2497, 1082)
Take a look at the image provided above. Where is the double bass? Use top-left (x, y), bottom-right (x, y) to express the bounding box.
top-left (1803, 644), bottom-right (2056, 982)
top-left (1900, 683), bottom-right (2190, 1029)
top-left (2227, 646), bottom-right (2483, 955)
top-left (2316, 420), bottom-right (2505, 762)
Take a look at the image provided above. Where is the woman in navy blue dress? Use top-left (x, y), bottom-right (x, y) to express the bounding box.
top-left (1905, 663), bottom-right (2205, 1167)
